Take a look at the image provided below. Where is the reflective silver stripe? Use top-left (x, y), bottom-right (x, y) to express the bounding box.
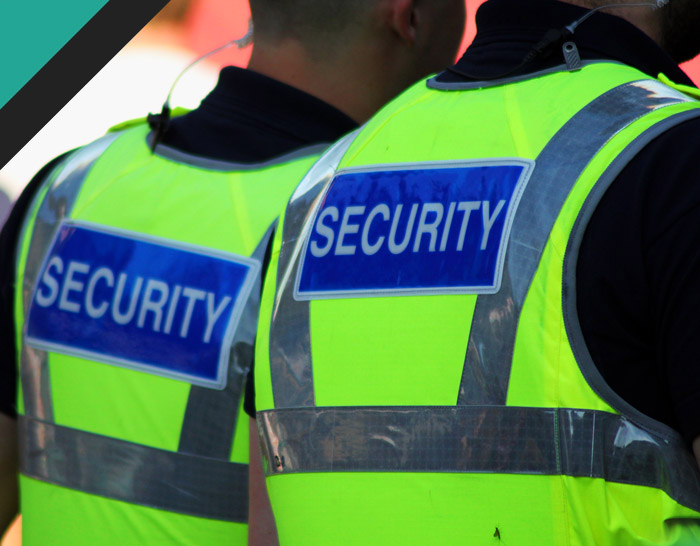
top-left (258, 406), bottom-right (700, 511)
top-left (179, 224), bottom-right (275, 458)
top-left (19, 416), bottom-right (248, 522)
top-left (458, 80), bottom-right (692, 406)
top-left (19, 134), bottom-right (121, 421)
top-left (562, 108), bottom-right (700, 437)
top-left (269, 131), bottom-right (361, 408)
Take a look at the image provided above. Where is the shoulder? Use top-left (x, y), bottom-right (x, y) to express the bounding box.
top-left (578, 111), bottom-right (700, 441)
top-left (624, 113), bottom-right (700, 235)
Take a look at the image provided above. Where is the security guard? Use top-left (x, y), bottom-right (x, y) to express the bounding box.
top-left (0, 0), bottom-right (466, 543)
top-left (253, 0), bottom-right (700, 544)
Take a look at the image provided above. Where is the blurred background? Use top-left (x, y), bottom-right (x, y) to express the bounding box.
top-left (0, 0), bottom-right (476, 229)
top-left (1, 0), bottom-right (699, 543)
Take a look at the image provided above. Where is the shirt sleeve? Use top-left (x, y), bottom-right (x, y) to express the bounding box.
top-left (577, 116), bottom-right (700, 445)
top-left (0, 154), bottom-right (70, 418)
top-left (243, 365), bottom-right (255, 418)
top-left (243, 221), bottom-right (278, 420)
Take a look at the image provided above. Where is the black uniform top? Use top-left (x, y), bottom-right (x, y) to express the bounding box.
top-left (0, 66), bottom-right (357, 419)
top-left (435, 0), bottom-right (700, 444)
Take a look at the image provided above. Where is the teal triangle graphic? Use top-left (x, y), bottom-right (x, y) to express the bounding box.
top-left (0, 0), bottom-right (109, 110)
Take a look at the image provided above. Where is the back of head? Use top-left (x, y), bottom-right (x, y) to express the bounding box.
top-left (558, 0), bottom-right (700, 63)
top-left (247, 0), bottom-right (466, 122)
top-left (249, 0), bottom-right (374, 55)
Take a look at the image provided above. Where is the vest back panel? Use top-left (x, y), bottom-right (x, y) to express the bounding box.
top-left (255, 63), bottom-right (700, 545)
top-left (15, 124), bottom-right (324, 545)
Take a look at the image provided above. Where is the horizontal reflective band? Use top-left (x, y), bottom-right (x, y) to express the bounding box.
top-left (258, 406), bottom-right (700, 511)
top-left (19, 417), bottom-right (248, 522)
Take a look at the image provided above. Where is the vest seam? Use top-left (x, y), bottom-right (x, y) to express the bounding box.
top-left (427, 60), bottom-right (632, 91)
top-left (150, 132), bottom-right (330, 172)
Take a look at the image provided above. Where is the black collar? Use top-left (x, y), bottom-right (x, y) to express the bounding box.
top-left (436, 0), bottom-right (694, 86)
top-left (162, 66), bottom-right (358, 163)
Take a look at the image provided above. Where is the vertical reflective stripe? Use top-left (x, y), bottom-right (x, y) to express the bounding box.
top-left (19, 133), bottom-right (120, 421)
top-left (458, 80), bottom-right (692, 406)
top-left (178, 224), bottom-right (275, 458)
top-left (20, 416), bottom-right (249, 522)
top-left (270, 131), bottom-right (360, 408)
top-left (258, 406), bottom-right (700, 512)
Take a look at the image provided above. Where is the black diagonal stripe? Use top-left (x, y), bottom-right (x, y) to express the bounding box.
top-left (0, 0), bottom-right (169, 171)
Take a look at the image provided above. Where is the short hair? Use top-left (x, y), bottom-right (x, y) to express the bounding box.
top-left (565, 0), bottom-right (612, 8)
top-left (249, 0), bottom-right (374, 49)
top-left (153, 0), bottom-right (191, 24)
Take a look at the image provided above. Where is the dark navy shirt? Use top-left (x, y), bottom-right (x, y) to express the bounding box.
top-left (0, 66), bottom-right (357, 419)
top-left (436, 0), bottom-right (700, 444)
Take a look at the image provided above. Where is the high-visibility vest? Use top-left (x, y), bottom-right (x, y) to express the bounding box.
top-left (255, 62), bottom-right (700, 545)
top-left (14, 123), bottom-right (326, 545)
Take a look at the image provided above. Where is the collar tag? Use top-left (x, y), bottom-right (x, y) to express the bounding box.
top-left (563, 42), bottom-right (582, 71)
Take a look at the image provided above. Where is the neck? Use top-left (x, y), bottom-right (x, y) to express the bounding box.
top-left (247, 38), bottom-right (413, 124)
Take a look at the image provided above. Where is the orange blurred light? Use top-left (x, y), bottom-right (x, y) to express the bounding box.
top-left (185, 0), bottom-right (252, 68)
top-left (460, 0), bottom-right (487, 58)
top-left (0, 515), bottom-right (21, 546)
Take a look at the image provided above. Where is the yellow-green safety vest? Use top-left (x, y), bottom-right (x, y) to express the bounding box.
top-left (14, 123), bottom-right (327, 545)
top-left (255, 62), bottom-right (700, 545)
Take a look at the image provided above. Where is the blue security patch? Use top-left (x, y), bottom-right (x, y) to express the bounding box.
top-left (295, 159), bottom-right (533, 299)
top-left (25, 221), bottom-right (259, 389)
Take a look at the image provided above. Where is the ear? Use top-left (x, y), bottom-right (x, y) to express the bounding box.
top-left (385, 0), bottom-right (418, 45)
